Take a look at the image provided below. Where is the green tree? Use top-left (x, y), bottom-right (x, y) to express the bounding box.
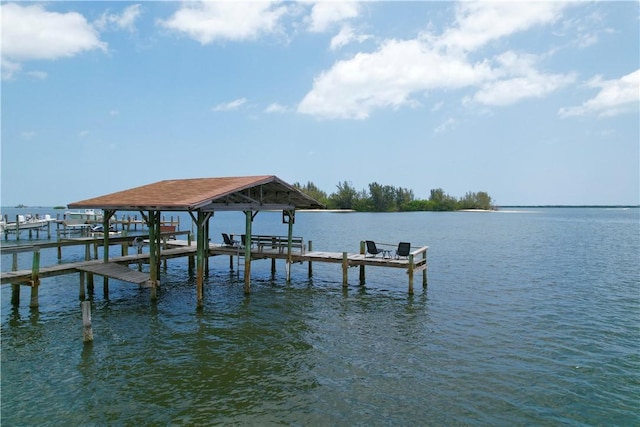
top-left (329, 181), bottom-right (358, 209)
top-left (457, 191), bottom-right (494, 210)
top-left (369, 182), bottom-right (396, 211)
top-left (293, 181), bottom-right (328, 206)
top-left (429, 188), bottom-right (457, 211)
top-left (395, 187), bottom-right (414, 211)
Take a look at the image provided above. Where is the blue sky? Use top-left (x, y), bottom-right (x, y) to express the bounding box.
top-left (1, 1), bottom-right (638, 207)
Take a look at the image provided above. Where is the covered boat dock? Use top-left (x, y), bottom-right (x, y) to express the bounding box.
top-left (66, 175), bottom-right (324, 308)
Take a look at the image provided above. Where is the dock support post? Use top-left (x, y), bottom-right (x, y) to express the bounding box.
top-left (285, 210), bottom-right (294, 283)
top-left (188, 210), bottom-right (212, 309)
top-left (188, 231), bottom-right (195, 274)
top-left (342, 252), bottom-right (348, 287)
top-left (29, 247), bottom-right (40, 308)
top-left (87, 274), bottom-right (94, 294)
top-left (308, 241), bottom-right (313, 277)
top-left (196, 211), bottom-right (204, 307)
top-left (79, 271), bottom-right (86, 300)
top-left (102, 210), bottom-right (115, 299)
top-left (423, 249), bottom-right (428, 288)
top-left (203, 221), bottom-right (209, 276)
top-left (408, 254), bottom-right (414, 294)
top-left (244, 211), bottom-right (253, 294)
top-left (11, 284), bottom-right (20, 306)
top-left (359, 241), bottom-right (365, 284)
top-left (82, 301), bottom-right (93, 343)
top-left (11, 255), bottom-right (19, 305)
top-left (148, 211), bottom-right (161, 301)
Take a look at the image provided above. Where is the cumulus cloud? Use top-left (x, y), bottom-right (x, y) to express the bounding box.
top-left (307, 2), bottom-right (360, 33)
top-left (95, 4), bottom-right (142, 32)
top-left (212, 98), bottom-right (247, 112)
top-left (330, 25), bottom-right (371, 51)
top-left (558, 69), bottom-right (640, 118)
top-left (1, 3), bottom-right (106, 79)
top-left (434, 118), bottom-right (456, 134)
top-left (159, 1), bottom-right (289, 44)
top-left (298, 1), bottom-right (573, 119)
top-left (26, 71), bottom-right (48, 80)
top-left (469, 51), bottom-right (577, 106)
top-left (265, 103), bottom-right (289, 113)
top-left (1, 3), bottom-right (106, 61)
top-left (436, 1), bottom-right (566, 52)
top-left (298, 38), bottom-right (491, 119)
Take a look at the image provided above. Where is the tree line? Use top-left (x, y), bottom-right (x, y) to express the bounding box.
top-left (293, 181), bottom-right (495, 212)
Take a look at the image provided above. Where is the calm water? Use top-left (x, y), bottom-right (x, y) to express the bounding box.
top-left (1, 208), bottom-right (639, 426)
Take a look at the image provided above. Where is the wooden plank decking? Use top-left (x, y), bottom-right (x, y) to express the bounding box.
top-left (77, 263), bottom-right (150, 284)
top-left (1, 239), bottom-right (427, 287)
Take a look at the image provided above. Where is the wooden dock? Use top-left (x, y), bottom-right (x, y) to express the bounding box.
top-left (1, 236), bottom-right (428, 308)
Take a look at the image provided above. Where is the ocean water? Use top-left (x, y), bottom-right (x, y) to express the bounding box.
top-left (1, 208), bottom-right (638, 426)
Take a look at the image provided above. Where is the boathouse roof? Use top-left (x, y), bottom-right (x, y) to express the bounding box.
top-left (67, 175), bottom-right (324, 212)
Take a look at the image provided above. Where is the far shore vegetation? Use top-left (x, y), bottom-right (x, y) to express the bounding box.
top-left (293, 181), bottom-right (495, 212)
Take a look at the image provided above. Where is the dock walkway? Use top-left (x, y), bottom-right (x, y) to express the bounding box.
top-left (1, 237), bottom-right (428, 307)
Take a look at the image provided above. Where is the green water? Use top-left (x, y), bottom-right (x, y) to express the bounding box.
top-left (2, 208), bottom-right (639, 425)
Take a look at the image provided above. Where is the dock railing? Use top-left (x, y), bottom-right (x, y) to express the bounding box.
top-left (358, 241), bottom-right (428, 293)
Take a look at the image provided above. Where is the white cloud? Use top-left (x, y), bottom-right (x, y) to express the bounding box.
top-left (558, 69), bottom-right (640, 118)
top-left (1, 58), bottom-right (22, 80)
top-left (159, 1), bottom-right (289, 44)
top-left (307, 2), bottom-right (360, 33)
top-left (110, 109), bottom-right (120, 116)
top-left (437, 1), bottom-right (566, 52)
top-left (265, 103), bottom-right (289, 113)
top-left (298, 38), bottom-right (491, 119)
top-left (1, 3), bottom-right (106, 62)
top-left (434, 118), bottom-right (456, 134)
top-left (470, 51), bottom-right (576, 106)
top-left (298, 1), bottom-right (574, 119)
top-left (95, 4), bottom-right (142, 32)
top-left (330, 25), bottom-right (371, 51)
top-left (26, 71), bottom-right (48, 80)
top-left (1, 3), bottom-right (106, 79)
top-left (431, 101), bottom-right (444, 112)
top-left (212, 98), bottom-right (247, 112)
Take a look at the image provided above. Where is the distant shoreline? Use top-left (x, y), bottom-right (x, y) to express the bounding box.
top-left (1, 205), bottom-right (638, 211)
top-left (497, 205), bottom-right (639, 209)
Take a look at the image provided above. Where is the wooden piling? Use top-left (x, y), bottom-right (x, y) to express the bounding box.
top-left (11, 284), bottom-right (20, 306)
top-left (308, 241), bottom-right (313, 277)
top-left (82, 301), bottom-right (93, 343)
top-left (408, 254), bottom-right (414, 294)
top-left (244, 211), bottom-right (252, 294)
top-left (29, 247), bottom-right (40, 308)
top-left (79, 271), bottom-right (86, 300)
top-left (422, 250), bottom-right (428, 288)
top-left (359, 241), bottom-right (365, 284)
top-left (342, 251), bottom-right (348, 287)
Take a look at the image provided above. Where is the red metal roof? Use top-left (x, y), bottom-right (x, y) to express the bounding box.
top-left (67, 175), bottom-right (324, 211)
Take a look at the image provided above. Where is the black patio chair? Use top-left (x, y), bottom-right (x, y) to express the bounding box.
top-left (222, 233), bottom-right (239, 247)
top-left (395, 242), bottom-right (411, 259)
top-left (366, 240), bottom-right (385, 258)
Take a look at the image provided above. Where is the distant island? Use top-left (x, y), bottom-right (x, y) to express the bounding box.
top-left (294, 181), bottom-right (495, 212)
